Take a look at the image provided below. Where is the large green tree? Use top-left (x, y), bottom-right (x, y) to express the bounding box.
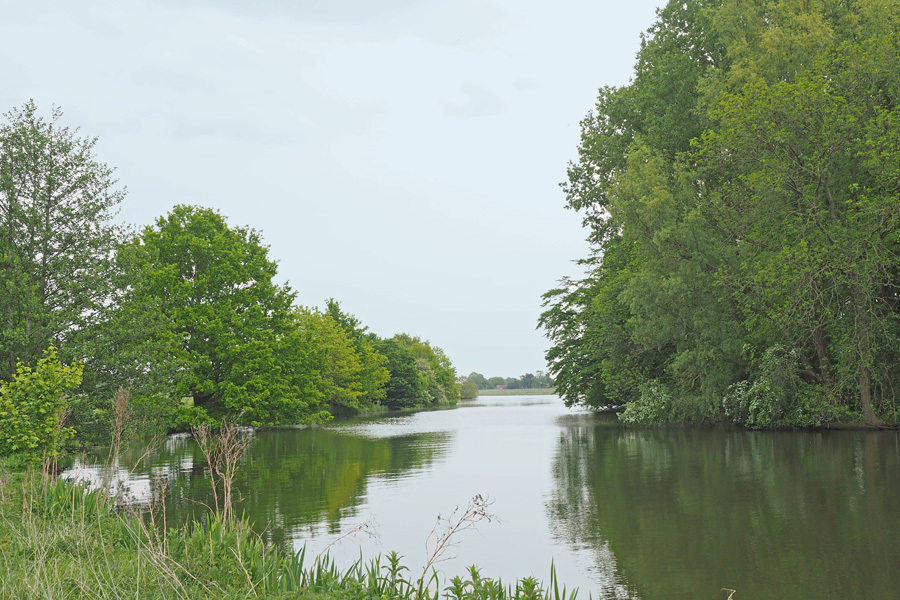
top-left (542, 0), bottom-right (729, 415)
top-left (391, 333), bottom-right (460, 406)
top-left (120, 205), bottom-right (310, 423)
top-left (289, 307), bottom-right (366, 415)
top-left (0, 101), bottom-right (124, 377)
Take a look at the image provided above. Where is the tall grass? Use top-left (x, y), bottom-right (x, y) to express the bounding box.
top-left (1, 418), bottom-right (583, 599)
top-left (0, 474), bottom-right (582, 599)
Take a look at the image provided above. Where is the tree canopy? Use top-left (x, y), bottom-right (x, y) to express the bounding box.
top-left (374, 334), bottom-right (459, 409)
top-left (0, 101), bottom-right (124, 377)
top-left (542, 0), bottom-right (900, 427)
top-left (117, 205), bottom-right (302, 422)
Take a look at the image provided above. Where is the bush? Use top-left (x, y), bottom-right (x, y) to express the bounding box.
top-left (722, 345), bottom-right (799, 428)
top-left (68, 393), bottom-right (188, 448)
top-left (0, 348), bottom-right (82, 465)
top-left (722, 345), bottom-right (857, 428)
top-left (619, 381), bottom-right (674, 425)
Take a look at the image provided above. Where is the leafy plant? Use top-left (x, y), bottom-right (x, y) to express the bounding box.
top-left (0, 347), bottom-right (82, 468)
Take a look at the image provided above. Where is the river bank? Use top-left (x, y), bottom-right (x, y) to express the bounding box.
top-left (0, 460), bottom-right (575, 600)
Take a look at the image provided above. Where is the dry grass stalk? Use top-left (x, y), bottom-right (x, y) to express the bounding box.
top-left (417, 494), bottom-right (495, 597)
top-left (107, 387), bottom-right (131, 467)
top-left (40, 405), bottom-right (71, 482)
top-left (192, 420), bottom-right (251, 524)
top-left (312, 519), bottom-right (379, 571)
top-left (0, 470), bottom-right (8, 503)
top-left (124, 477), bottom-right (200, 599)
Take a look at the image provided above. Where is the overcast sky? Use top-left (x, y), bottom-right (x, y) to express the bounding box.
top-left (2, 0), bottom-right (662, 378)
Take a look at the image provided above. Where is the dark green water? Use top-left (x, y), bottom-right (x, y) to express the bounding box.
top-left (66, 395), bottom-right (900, 599)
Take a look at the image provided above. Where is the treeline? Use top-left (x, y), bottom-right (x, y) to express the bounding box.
top-left (467, 371), bottom-right (554, 390)
top-left (0, 101), bottom-right (459, 459)
top-left (541, 0), bottom-right (900, 427)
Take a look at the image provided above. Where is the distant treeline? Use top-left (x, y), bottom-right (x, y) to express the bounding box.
top-left (0, 102), bottom-right (460, 461)
top-left (466, 371), bottom-right (554, 391)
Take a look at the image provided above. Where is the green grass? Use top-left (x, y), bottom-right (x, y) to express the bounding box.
top-left (0, 469), bottom-right (579, 600)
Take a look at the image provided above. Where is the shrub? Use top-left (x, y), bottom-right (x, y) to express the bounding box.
top-left (0, 347), bottom-right (82, 465)
top-left (721, 345), bottom-right (856, 428)
top-left (619, 381), bottom-right (674, 425)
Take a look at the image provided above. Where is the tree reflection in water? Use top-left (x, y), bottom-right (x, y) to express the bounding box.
top-left (547, 412), bottom-right (900, 600)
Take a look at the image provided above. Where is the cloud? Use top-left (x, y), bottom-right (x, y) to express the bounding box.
top-left (512, 76), bottom-right (540, 91)
top-left (443, 84), bottom-right (503, 118)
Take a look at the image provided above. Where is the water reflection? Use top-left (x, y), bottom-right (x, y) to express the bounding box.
top-left (547, 413), bottom-right (900, 600)
top-left (68, 425), bottom-right (452, 548)
top-left (63, 397), bottom-right (900, 600)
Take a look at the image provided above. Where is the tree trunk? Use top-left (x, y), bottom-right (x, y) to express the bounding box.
top-left (855, 296), bottom-right (880, 426)
top-left (858, 334), bottom-right (881, 426)
top-left (812, 322), bottom-right (836, 392)
top-left (859, 369), bottom-right (880, 426)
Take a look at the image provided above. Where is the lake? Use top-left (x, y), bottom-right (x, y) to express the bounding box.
top-left (65, 394), bottom-right (900, 599)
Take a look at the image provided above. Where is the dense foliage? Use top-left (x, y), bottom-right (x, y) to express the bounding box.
top-left (0, 101), bottom-right (124, 378)
top-left (374, 334), bottom-right (459, 410)
top-left (0, 348), bottom-right (81, 465)
top-left (541, 0), bottom-right (900, 427)
top-left (0, 102), bottom-right (462, 453)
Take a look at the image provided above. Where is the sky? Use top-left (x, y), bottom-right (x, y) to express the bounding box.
top-left (1, 0), bottom-right (663, 378)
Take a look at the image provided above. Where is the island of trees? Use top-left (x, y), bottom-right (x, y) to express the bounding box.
top-left (541, 0), bottom-right (900, 428)
top-left (0, 101), bottom-right (461, 460)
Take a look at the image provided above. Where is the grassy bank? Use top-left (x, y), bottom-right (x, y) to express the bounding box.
top-left (0, 465), bottom-right (577, 600)
top-left (476, 388), bottom-right (556, 397)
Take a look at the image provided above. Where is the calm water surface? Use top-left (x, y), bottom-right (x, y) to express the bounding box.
top-left (66, 394), bottom-right (900, 599)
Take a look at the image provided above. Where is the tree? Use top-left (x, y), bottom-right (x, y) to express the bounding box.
top-left (374, 337), bottom-right (426, 409)
top-left (533, 370), bottom-right (553, 388)
top-left (120, 205), bottom-right (305, 423)
top-left (0, 101), bottom-right (124, 377)
top-left (468, 372), bottom-right (488, 389)
top-left (486, 376), bottom-right (506, 389)
top-left (543, 0), bottom-right (900, 426)
top-left (543, 0), bottom-right (728, 416)
top-left (289, 308), bottom-right (365, 414)
top-left (458, 377), bottom-right (479, 399)
top-left (391, 333), bottom-right (460, 405)
top-left (694, 0), bottom-right (900, 425)
top-left (325, 299), bottom-right (390, 409)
